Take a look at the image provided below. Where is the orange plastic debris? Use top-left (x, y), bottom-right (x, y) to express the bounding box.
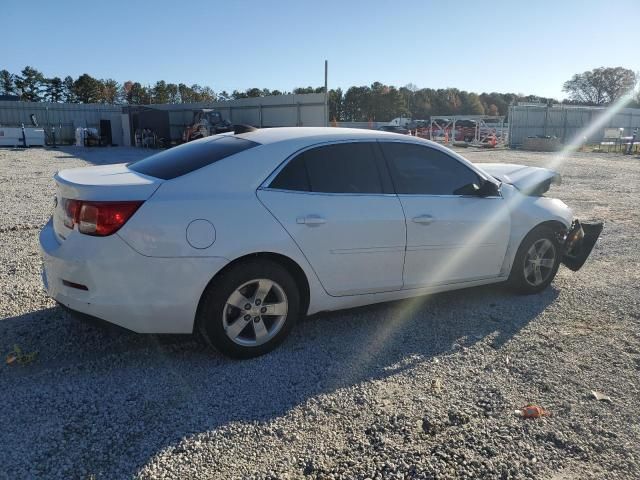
top-left (516, 405), bottom-right (550, 418)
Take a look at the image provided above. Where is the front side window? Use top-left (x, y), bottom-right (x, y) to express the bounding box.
top-left (380, 142), bottom-right (480, 195)
top-left (269, 142), bottom-right (384, 194)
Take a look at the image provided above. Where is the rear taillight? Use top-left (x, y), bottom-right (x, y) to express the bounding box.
top-left (63, 199), bottom-right (81, 229)
top-left (62, 199), bottom-right (143, 236)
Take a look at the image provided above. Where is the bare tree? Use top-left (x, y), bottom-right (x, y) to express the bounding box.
top-left (563, 67), bottom-right (637, 105)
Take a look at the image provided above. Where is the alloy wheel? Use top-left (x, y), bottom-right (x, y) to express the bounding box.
top-left (523, 238), bottom-right (556, 287)
top-left (222, 279), bottom-right (288, 347)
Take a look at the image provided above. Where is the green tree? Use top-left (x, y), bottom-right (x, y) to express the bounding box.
top-left (43, 77), bottom-right (65, 102)
top-left (563, 67), bottom-right (637, 105)
top-left (293, 86), bottom-right (315, 94)
top-left (367, 82), bottom-right (408, 120)
top-left (179, 83), bottom-right (201, 103)
top-left (245, 88), bottom-right (263, 98)
top-left (217, 90), bottom-right (231, 101)
top-left (328, 88), bottom-right (343, 121)
top-left (152, 80), bottom-right (170, 104)
top-left (73, 74), bottom-right (102, 103)
top-left (460, 92), bottom-right (485, 115)
top-left (343, 86), bottom-right (371, 121)
top-left (411, 89), bottom-right (434, 118)
top-left (0, 70), bottom-right (15, 95)
top-left (14, 66), bottom-right (44, 101)
top-left (166, 83), bottom-right (179, 103)
top-left (231, 89), bottom-right (247, 99)
top-left (100, 79), bottom-right (120, 104)
top-left (62, 76), bottom-right (77, 103)
top-left (198, 86), bottom-right (216, 102)
top-left (128, 82), bottom-right (150, 104)
top-left (479, 92), bottom-right (513, 116)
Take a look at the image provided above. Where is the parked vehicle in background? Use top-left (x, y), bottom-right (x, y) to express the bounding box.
top-left (182, 109), bottom-right (233, 142)
top-left (378, 125), bottom-right (410, 134)
top-left (388, 117), bottom-right (412, 127)
top-left (40, 127), bottom-right (602, 358)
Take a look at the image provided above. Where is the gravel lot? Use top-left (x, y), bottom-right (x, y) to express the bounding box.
top-left (1, 145), bottom-right (639, 479)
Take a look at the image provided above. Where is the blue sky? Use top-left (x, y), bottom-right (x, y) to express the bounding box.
top-left (2, 0), bottom-right (638, 99)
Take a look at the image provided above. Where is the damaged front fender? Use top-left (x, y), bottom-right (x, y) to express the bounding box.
top-left (561, 220), bottom-right (604, 271)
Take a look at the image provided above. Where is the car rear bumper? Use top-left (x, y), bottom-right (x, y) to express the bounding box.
top-left (561, 220), bottom-right (604, 271)
top-left (39, 219), bottom-right (229, 333)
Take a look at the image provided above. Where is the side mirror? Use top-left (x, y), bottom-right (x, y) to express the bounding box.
top-left (477, 181), bottom-right (499, 197)
top-left (453, 183), bottom-right (481, 196)
top-left (454, 181), bottom-right (499, 197)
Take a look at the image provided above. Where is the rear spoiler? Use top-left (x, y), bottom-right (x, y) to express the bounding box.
top-left (233, 124), bottom-right (258, 134)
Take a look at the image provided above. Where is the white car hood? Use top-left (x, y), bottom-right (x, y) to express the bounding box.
top-left (477, 163), bottom-right (561, 195)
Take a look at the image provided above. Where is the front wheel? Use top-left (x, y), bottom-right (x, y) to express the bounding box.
top-left (196, 260), bottom-right (300, 358)
top-left (508, 225), bottom-right (561, 294)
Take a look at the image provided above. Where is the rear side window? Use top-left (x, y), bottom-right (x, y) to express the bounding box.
top-left (270, 142), bottom-right (383, 194)
top-left (380, 142), bottom-right (479, 195)
top-left (129, 136), bottom-right (258, 180)
top-left (269, 154), bottom-right (310, 191)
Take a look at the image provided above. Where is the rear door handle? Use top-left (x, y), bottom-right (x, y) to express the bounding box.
top-left (296, 215), bottom-right (327, 225)
top-left (412, 214), bottom-right (434, 225)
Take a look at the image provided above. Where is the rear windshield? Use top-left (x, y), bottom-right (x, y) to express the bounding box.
top-left (128, 136), bottom-right (259, 180)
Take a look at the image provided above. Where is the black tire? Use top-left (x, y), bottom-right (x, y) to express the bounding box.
top-left (508, 225), bottom-right (561, 294)
top-left (196, 259), bottom-right (300, 359)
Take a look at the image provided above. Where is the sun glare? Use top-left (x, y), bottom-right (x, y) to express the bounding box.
top-left (357, 91), bottom-right (637, 363)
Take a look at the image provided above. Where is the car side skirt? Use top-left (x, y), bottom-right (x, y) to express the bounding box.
top-left (306, 275), bottom-right (508, 315)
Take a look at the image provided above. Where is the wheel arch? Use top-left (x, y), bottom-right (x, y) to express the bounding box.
top-left (508, 219), bottom-right (566, 276)
top-left (195, 251), bottom-right (311, 332)
top-left (525, 220), bottom-right (568, 242)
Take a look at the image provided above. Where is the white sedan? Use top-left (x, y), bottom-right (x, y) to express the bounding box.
top-left (40, 127), bottom-right (602, 357)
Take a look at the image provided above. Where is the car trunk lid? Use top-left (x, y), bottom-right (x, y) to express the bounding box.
top-left (53, 163), bottom-right (162, 241)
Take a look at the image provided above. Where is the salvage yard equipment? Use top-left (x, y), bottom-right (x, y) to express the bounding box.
top-left (182, 109), bottom-right (233, 142)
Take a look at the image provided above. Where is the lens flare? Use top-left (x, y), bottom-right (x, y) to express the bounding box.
top-left (351, 91), bottom-right (636, 366)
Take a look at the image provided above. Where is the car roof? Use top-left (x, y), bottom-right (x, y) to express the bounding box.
top-left (235, 127), bottom-right (408, 145)
top-left (231, 127), bottom-right (495, 185)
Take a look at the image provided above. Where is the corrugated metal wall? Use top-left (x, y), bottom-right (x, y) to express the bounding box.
top-left (509, 105), bottom-right (640, 147)
top-left (0, 101), bottom-right (123, 144)
top-left (0, 93), bottom-right (327, 145)
top-left (150, 94), bottom-right (326, 141)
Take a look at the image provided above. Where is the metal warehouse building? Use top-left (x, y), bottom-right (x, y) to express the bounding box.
top-left (508, 104), bottom-right (640, 147)
top-left (0, 93), bottom-right (327, 146)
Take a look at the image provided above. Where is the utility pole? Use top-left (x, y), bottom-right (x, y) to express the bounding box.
top-left (324, 60), bottom-right (328, 127)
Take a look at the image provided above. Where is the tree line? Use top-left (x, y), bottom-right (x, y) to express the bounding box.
top-left (1, 66), bottom-right (637, 122)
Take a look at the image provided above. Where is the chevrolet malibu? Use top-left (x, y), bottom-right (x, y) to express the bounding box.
top-left (40, 127), bottom-right (602, 358)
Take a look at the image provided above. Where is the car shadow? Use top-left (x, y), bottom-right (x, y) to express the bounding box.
top-left (0, 284), bottom-right (559, 478)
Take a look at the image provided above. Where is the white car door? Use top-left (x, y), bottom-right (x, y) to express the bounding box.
top-left (379, 142), bottom-right (510, 289)
top-left (258, 141), bottom-right (406, 296)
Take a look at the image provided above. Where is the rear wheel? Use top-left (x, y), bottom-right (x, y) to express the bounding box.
top-left (508, 225), bottom-right (561, 294)
top-left (197, 259), bottom-right (300, 358)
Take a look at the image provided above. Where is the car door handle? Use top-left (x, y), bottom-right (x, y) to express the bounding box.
top-left (296, 215), bottom-right (327, 225)
top-left (412, 214), bottom-right (434, 225)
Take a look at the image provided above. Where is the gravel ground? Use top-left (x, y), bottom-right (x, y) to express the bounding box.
top-left (0, 145), bottom-right (639, 480)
